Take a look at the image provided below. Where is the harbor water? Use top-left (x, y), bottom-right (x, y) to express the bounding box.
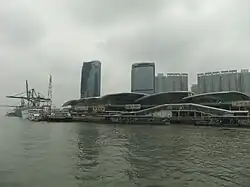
top-left (1, 116), bottom-right (250, 186)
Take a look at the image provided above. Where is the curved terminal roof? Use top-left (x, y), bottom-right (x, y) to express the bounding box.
top-left (62, 99), bottom-right (78, 107)
top-left (135, 91), bottom-right (194, 105)
top-left (99, 92), bottom-right (146, 105)
top-left (62, 92), bottom-right (146, 106)
top-left (62, 97), bottom-right (100, 107)
top-left (181, 91), bottom-right (250, 103)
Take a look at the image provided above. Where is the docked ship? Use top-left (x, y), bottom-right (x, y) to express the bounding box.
top-left (5, 99), bottom-right (26, 118)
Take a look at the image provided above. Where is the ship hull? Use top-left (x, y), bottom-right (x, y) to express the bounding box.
top-left (13, 108), bottom-right (23, 117)
top-left (21, 109), bottom-right (29, 119)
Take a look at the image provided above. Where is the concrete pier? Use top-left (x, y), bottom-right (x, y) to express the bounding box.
top-left (26, 103), bottom-right (250, 128)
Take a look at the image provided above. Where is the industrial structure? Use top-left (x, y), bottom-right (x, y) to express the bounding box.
top-left (80, 61), bottom-right (101, 98)
top-left (155, 72), bottom-right (188, 93)
top-left (5, 78), bottom-right (52, 118)
top-left (131, 62), bottom-right (155, 94)
top-left (197, 69), bottom-right (250, 95)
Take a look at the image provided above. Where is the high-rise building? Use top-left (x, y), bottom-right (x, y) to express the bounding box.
top-left (205, 72), bottom-right (213, 93)
top-left (197, 73), bottom-right (205, 93)
top-left (155, 73), bottom-right (167, 93)
top-left (131, 62), bottom-right (155, 94)
top-left (238, 69), bottom-right (250, 96)
top-left (181, 73), bottom-right (188, 91)
top-left (165, 73), bottom-right (188, 92)
top-left (197, 69), bottom-right (249, 94)
top-left (228, 70), bottom-right (238, 91)
top-left (155, 72), bottom-right (189, 93)
top-left (80, 61), bottom-right (101, 98)
top-left (211, 71), bottom-right (221, 92)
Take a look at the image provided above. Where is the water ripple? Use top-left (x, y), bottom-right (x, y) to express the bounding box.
top-left (1, 120), bottom-right (250, 186)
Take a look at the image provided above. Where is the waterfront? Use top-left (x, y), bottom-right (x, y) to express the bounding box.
top-left (1, 117), bottom-right (250, 186)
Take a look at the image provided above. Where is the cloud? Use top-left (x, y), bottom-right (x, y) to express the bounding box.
top-left (68, 0), bottom-right (166, 28)
top-left (0, 8), bottom-right (46, 48)
top-left (98, 0), bottom-right (250, 84)
top-left (1, 0), bottom-right (250, 106)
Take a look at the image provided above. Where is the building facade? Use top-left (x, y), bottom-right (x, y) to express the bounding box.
top-left (80, 61), bottom-right (101, 98)
top-left (131, 62), bottom-right (155, 94)
top-left (197, 69), bottom-right (250, 95)
top-left (238, 69), bottom-right (250, 95)
top-left (165, 73), bottom-right (188, 92)
top-left (155, 72), bottom-right (188, 93)
top-left (155, 73), bottom-right (167, 93)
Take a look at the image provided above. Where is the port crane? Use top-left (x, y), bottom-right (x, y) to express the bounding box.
top-left (2, 76), bottom-right (53, 117)
top-left (6, 80), bottom-right (51, 107)
top-left (4, 74), bottom-right (53, 108)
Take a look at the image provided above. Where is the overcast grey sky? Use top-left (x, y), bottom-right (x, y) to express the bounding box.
top-left (1, 0), bottom-right (250, 106)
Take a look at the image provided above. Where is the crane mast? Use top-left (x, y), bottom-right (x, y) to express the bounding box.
top-left (47, 75), bottom-right (52, 106)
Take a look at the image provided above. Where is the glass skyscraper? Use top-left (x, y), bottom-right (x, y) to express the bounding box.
top-left (131, 62), bottom-right (155, 94)
top-left (80, 61), bottom-right (101, 98)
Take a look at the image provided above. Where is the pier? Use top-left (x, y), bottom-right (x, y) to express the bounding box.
top-left (25, 102), bottom-right (250, 128)
top-left (5, 89), bottom-right (250, 128)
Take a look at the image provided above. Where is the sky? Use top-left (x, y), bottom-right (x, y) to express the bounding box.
top-left (1, 0), bottom-right (250, 106)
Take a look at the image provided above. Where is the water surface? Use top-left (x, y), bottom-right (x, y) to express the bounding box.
top-left (1, 117), bottom-right (250, 186)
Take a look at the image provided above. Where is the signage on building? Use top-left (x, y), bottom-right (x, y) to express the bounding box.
top-left (153, 110), bottom-right (172, 118)
top-left (75, 106), bottom-right (88, 111)
top-left (232, 101), bottom-right (250, 107)
top-left (125, 104), bottom-right (141, 110)
top-left (92, 105), bottom-right (105, 112)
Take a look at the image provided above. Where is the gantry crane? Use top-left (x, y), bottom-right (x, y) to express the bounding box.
top-left (6, 80), bottom-right (51, 108)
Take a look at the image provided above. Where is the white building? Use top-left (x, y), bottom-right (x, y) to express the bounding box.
top-left (238, 69), bottom-right (250, 96)
top-left (155, 73), bottom-right (167, 93)
top-left (197, 69), bottom-right (250, 95)
top-left (164, 73), bottom-right (188, 92)
top-left (155, 72), bottom-right (189, 93)
top-left (211, 72), bottom-right (221, 92)
top-left (197, 73), bottom-right (205, 93)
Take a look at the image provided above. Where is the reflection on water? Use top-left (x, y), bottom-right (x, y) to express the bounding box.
top-left (75, 123), bottom-right (99, 180)
top-left (1, 118), bottom-right (250, 186)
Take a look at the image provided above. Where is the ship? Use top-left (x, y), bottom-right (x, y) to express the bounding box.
top-left (5, 99), bottom-right (26, 117)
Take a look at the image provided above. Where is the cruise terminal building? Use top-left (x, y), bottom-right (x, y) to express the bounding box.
top-left (62, 91), bottom-right (250, 116)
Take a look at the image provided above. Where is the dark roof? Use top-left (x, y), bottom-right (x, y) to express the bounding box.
top-left (62, 97), bottom-right (100, 107)
top-left (62, 100), bottom-right (77, 107)
top-left (100, 92), bottom-right (146, 99)
top-left (99, 92), bottom-right (146, 105)
top-left (62, 92), bottom-right (146, 106)
top-left (135, 91), bottom-right (194, 105)
top-left (182, 91), bottom-right (250, 102)
top-left (132, 62), bottom-right (155, 67)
